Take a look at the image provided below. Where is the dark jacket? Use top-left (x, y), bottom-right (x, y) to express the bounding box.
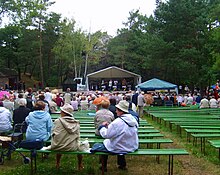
top-left (13, 106), bottom-right (31, 132)
top-left (132, 93), bottom-right (139, 106)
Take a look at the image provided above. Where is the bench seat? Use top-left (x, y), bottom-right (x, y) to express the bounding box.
top-left (15, 148), bottom-right (188, 175)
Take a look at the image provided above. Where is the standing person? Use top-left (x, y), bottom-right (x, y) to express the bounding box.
top-left (26, 93), bottom-right (34, 111)
top-left (44, 104), bottom-right (83, 170)
top-left (64, 88), bottom-right (72, 104)
top-left (91, 100), bottom-right (138, 172)
top-left (44, 87), bottom-right (53, 103)
top-left (55, 93), bottom-right (64, 107)
top-left (0, 104), bottom-right (13, 133)
top-left (93, 97), bottom-right (114, 136)
top-left (25, 101), bottom-right (53, 141)
top-left (132, 91), bottom-right (139, 106)
top-left (109, 98), bottom-right (117, 119)
top-left (108, 80), bottom-right (113, 91)
top-left (137, 91), bottom-right (145, 117)
top-left (13, 99), bottom-right (31, 132)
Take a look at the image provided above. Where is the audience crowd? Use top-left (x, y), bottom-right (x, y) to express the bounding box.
top-left (0, 85), bottom-right (219, 171)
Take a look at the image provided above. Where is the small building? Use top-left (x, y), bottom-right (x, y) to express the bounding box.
top-left (0, 68), bottom-right (18, 90)
top-left (62, 78), bottom-right (77, 92)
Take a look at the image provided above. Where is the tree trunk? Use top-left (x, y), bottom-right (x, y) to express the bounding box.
top-left (39, 20), bottom-right (44, 89)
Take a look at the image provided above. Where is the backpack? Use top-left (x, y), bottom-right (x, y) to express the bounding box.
top-left (128, 102), bottom-right (139, 124)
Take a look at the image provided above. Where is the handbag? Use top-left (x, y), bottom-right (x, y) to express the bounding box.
top-left (90, 143), bottom-right (109, 153)
top-left (78, 138), bottom-right (90, 152)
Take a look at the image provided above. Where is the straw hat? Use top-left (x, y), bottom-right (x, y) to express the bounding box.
top-left (115, 100), bottom-right (129, 113)
top-left (60, 104), bottom-right (74, 117)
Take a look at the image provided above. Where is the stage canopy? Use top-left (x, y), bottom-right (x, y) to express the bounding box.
top-left (136, 78), bottom-right (178, 93)
top-left (86, 66), bottom-right (141, 90)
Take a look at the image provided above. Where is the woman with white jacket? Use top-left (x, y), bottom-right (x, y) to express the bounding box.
top-left (0, 105), bottom-right (13, 132)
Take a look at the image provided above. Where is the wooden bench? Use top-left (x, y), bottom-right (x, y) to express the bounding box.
top-left (80, 126), bottom-right (155, 130)
top-left (185, 129), bottom-right (220, 142)
top-left (15, 148), bottom-right (188, 175)
top-left (169, 121), bottom-right (220, 132)
top-left (80, 133), bottom-right (164, 138)
top-left (45, 138), bottom-right (173, 149)
top-left (177, 125), bottom-right (220, 137)
top-left (79, 129), bottom-right (160, 134)
top-left (207, 140), bottom-right (220, 160)
top-left (170, 121), bottom-right (220, 133)
top-left (191, 133), bottom-right (220, 154)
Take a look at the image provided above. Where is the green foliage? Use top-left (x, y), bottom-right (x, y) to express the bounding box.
top-left (1, 0), bottom-right (220, 89)
top-left (106, 0), bottom-right (219, 92)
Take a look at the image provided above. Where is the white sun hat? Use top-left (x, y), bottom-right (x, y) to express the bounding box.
top-left (115, 100), bottom-right (129, 113)
top-left (60, 104), bottom-right (74, 117)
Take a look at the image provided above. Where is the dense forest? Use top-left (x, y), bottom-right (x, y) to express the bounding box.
top-left (0, 0), bottom-right (219, 92)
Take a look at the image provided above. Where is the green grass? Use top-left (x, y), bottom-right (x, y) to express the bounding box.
top-left (2, 107), bottom-right (220, 175)
top-left (145, 111), bottom-right (220, 165)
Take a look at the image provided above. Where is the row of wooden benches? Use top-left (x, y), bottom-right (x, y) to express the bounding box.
top-left (14, 114), bottom-right (189, 175)
top-left (147, 109), bottom-right (220, 159)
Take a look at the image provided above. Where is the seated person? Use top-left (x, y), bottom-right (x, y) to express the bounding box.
top-left (186, 94), bottom-right (194, 105)
top-left (13, 99), bottom-right (31, 133)
top-left (0, 104), bottom-right (13, 133)
top-left (209, 96), bottom-right (218, 108)
top-left (93, 97), bottom-right (114, 136)
top-left (88, 96), bottom-right (96, 110)
top-left (80, 96), bottom-right (89, 110)
top-left (91, 100), bottom-right (139, 172)
top-left (70, 96), bottom-right (79, 111)
top-left (45, 104), bottom-right (83, 170)
top-left (199, 96), bottom-right (209, 109)
top-left (49, 98), bottom-right (58, 113)
top-left (25, 101), bottom-right (53, 141)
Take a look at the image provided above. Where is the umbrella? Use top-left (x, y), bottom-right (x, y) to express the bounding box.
top-left (0, 91), bottom-right (10, 100)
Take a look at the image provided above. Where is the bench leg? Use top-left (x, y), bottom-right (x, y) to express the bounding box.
top-left (30, 150), bottom-right (37, 175)
top-left (169, 123), bottom-right (172, 131)
top-left (156, 143), bottom-right (160, 163)
top-left (101, 158), bottom-right (104, 175)
top-left (219, 148), bottom-right (220, 161)
top-left (201, 137), bottom-right (206, 155)
top-left (200, 138), bottom-right (206, 154)
top-left (30, 154), bottom-right (34, 175)
top-left (168, 155), bottom-right (174, 175)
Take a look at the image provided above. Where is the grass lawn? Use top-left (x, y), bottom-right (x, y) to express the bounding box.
top-left (1, 106), bottom-right (220, 175)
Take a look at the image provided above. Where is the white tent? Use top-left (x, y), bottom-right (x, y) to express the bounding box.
top-left (86, 66), bottom-right (141, 90)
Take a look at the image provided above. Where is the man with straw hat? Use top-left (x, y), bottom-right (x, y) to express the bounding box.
top-left (91, 100), bottom-right (138, 172)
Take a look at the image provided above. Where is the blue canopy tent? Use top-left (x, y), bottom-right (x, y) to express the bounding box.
top-left (136, 78), bottom-right (178, 94)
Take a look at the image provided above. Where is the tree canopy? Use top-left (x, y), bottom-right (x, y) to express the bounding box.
top-left (0, 0), bottom-right (219, 93)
